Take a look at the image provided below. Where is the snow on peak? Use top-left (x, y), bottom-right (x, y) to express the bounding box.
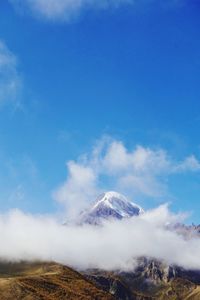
top-left (80, 191), bottom-right (144, 225)
top-left (93, 191), bottom-right (144, 216)
top-left (94, 191), bottom-right (129, 207)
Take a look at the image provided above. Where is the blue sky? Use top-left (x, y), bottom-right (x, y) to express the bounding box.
top-left (0, 0), bottom-right (200, 222)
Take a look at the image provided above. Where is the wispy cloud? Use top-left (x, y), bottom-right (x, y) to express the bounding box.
top-left (0, 154), bottom-right (40, 210)
top-left (9, 0), bottom-right (132, 22)
top-left (0, 40), bottom-right (22, 109)
top-left (9, 0), bottom-right (186, 22)
top-left (53, 137), bottom-right (200, 218)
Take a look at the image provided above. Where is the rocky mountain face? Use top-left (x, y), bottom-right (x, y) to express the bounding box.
top-left (83, 257), bottom-right (200, 300)
top-left (79, 191), bottom-right (144, 225)
top-left (172, 223), bottom-right (200, 238)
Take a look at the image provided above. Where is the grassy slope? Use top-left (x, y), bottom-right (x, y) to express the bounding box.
top-left (0, 262), bottom-right (115, 300)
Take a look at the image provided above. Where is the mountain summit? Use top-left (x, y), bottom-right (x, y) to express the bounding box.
top-left (80, 191), bottom-right (144, 225)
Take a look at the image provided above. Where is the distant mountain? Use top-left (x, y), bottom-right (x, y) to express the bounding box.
top-left (172, 223), bottom-right (200, 238)
top-left (79, 191), bottom-right (144, 225)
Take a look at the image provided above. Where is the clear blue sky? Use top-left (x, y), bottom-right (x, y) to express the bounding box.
top-left (0, 0), bottom-right (200, 223)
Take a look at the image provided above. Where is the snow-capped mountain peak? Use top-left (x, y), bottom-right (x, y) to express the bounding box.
top-left (80, 191), bottom-right (144, 225)
top-left (92, 191), bottom-right (143, 217)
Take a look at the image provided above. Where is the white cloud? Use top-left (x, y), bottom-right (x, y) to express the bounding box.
top-left (102, 142), bottom-right (172, 174)
top-left (10, 0), bottom-right (132, 21)
top-left (0, 205), bottom-right (199, 271)
top-left (54, 161), bottom-right (99, 219)
top-left (0, 41), bottom-right (22, 108)
top-left (54, 137), bottom-right (200, 215)
top-left (173, 155), bottom-right (200, 172)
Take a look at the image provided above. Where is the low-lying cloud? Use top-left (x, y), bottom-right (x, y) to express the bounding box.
top-left (0, 205), bottom-right (199, 271)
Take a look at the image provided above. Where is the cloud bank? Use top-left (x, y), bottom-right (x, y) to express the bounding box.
top-left (0, 40), bottom-right (22, 108)
top-left (0, 205), bottom-right (200, 271)
top-left (54, 137), bottom-right (200, 218)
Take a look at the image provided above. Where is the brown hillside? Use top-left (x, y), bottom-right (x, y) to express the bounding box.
top-left (0, 262), bottom-right (114, 300)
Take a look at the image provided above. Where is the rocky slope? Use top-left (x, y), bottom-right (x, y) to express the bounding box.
top-left (83, 258), bottom-right (200, 300)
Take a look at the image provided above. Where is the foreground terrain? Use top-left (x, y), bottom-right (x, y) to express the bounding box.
top-left (0, 261), bottom-right (114, 300)
top-left (0, 260), bottom-right (200, 299)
